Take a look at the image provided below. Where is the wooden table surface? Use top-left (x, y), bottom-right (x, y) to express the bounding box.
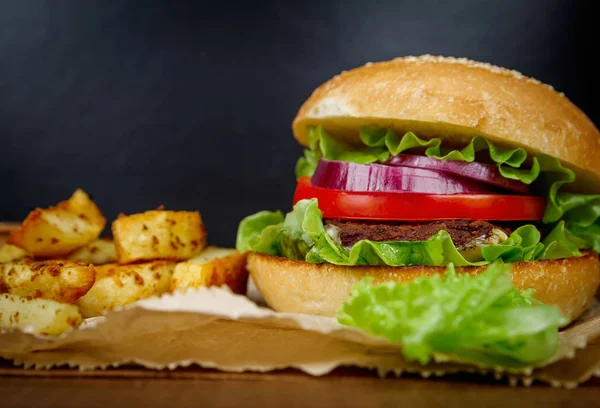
top-left (1, 364), bottom-right (599, 408)
top-left (1, 224), bottom-right (600, 407)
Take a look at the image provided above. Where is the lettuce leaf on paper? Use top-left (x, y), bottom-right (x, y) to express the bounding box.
top-left (337, 263), bottom-right (568, 367)
top-left (236, 198), bottom-right (585, 267)
top-left (294, 126), bottom-right (600, 258)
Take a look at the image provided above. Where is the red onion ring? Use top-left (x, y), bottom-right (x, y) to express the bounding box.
top-left (311, 159), bottom-right (499, 195)
top-left (386, 154), bottom-right (530, 194)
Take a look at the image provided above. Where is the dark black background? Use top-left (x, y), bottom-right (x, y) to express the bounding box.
top-left (0, 0), bottom-right (598, 246)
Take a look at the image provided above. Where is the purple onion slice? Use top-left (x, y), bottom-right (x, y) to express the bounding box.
top-left (311, 159), bottom-right (499, 195)
top-left (386, 154), bottom-right (530, 194)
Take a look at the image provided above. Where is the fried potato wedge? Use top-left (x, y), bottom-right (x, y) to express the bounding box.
top-left (76, 261), bottom-right (175, 317)
top-left (0, 244), bottom-right (29, 263)
top-left (170, 246), bottom-right (248, 295)
top-left (8, 189), bottom-right (106, 257)
top-left (68, 238), bottom-right (117, 265)
top-left (0, 260), bottom-right (95, 303)
top-left (112, 210), bottom-right (207, 264)
top-left (0, 293), bottom-right (83, 336)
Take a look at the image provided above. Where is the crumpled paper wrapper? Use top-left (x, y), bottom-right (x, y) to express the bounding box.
top-left (1, 281), bottom-right (600, 388)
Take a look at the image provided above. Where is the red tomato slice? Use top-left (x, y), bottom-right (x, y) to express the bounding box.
top-left (293, 177), bottom-right (546, 221)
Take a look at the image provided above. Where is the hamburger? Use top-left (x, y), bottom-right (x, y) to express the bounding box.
top-left (237, 55), bottom-right (600, 324)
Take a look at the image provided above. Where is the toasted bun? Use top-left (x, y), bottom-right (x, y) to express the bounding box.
top-left (293, 55), bottom-right (600, 193)
top-left (248, 251), bottom-right (600, 322)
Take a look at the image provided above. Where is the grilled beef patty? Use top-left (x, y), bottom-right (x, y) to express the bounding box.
top-left (325, 219), bottom-right (512, 250)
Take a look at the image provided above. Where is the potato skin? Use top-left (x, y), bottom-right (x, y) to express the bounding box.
top-left (0, 293), bottom-right (83, 336)
top-left (112, 210), bottom-right (207, 264)
top-left (76, 261), bottom-right (175, 317)
top-left (7, 189), bottom-right (106, 257)
top-left (170, 247), bottom-right (248, 295)
top-left (0, 259), bottom-right (95, 303)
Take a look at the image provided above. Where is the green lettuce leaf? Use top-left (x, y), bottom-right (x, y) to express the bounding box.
top-left (535, 156), bottom-right (600, 252)
top-left (236, 210), bottom-right (284, 255)
top-left (306, 229), bottom-right (483, 267)
top-left (359, 126), bottom-right (540, 183)
top-left (278, 198), bottom-right (324, 260)
top-left (295, 125), bottom-right (323, 177)
top-left (480, 225), bottom-right (544, 263)
top-left (337, 263), bottom-right (568, 367)
top-left (234, 199), bottom-right (324, 260)
top-left (236, 199), bottom-right (584, 266)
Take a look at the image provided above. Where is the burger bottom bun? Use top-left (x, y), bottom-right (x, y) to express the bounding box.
top-left (248, 251), bottom-right (600, 323)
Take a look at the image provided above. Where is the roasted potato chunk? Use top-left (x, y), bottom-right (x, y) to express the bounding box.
top-left (0, 260), bottom-right (95, 303)
top-left (112, 210), bottom-right (206, 264)
top-left (8, 189), bottom-right (106, 257)
top-left (68, 238), bottom-right (117, 265)
top-left (170, 246), bottom-right (248, 295)
top-left (0, 293), bottom-right (83, 336)
top-left (0, 244), bottom-right (29, 263)
top-left (76, 261), bottom-right (175, 317)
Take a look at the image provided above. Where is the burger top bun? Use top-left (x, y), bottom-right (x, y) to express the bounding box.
top-left (292, 55), bottom-right (600, 193)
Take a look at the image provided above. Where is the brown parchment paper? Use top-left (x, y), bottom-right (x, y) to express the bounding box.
top-left (1, 283), bottom-right (599, 388)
